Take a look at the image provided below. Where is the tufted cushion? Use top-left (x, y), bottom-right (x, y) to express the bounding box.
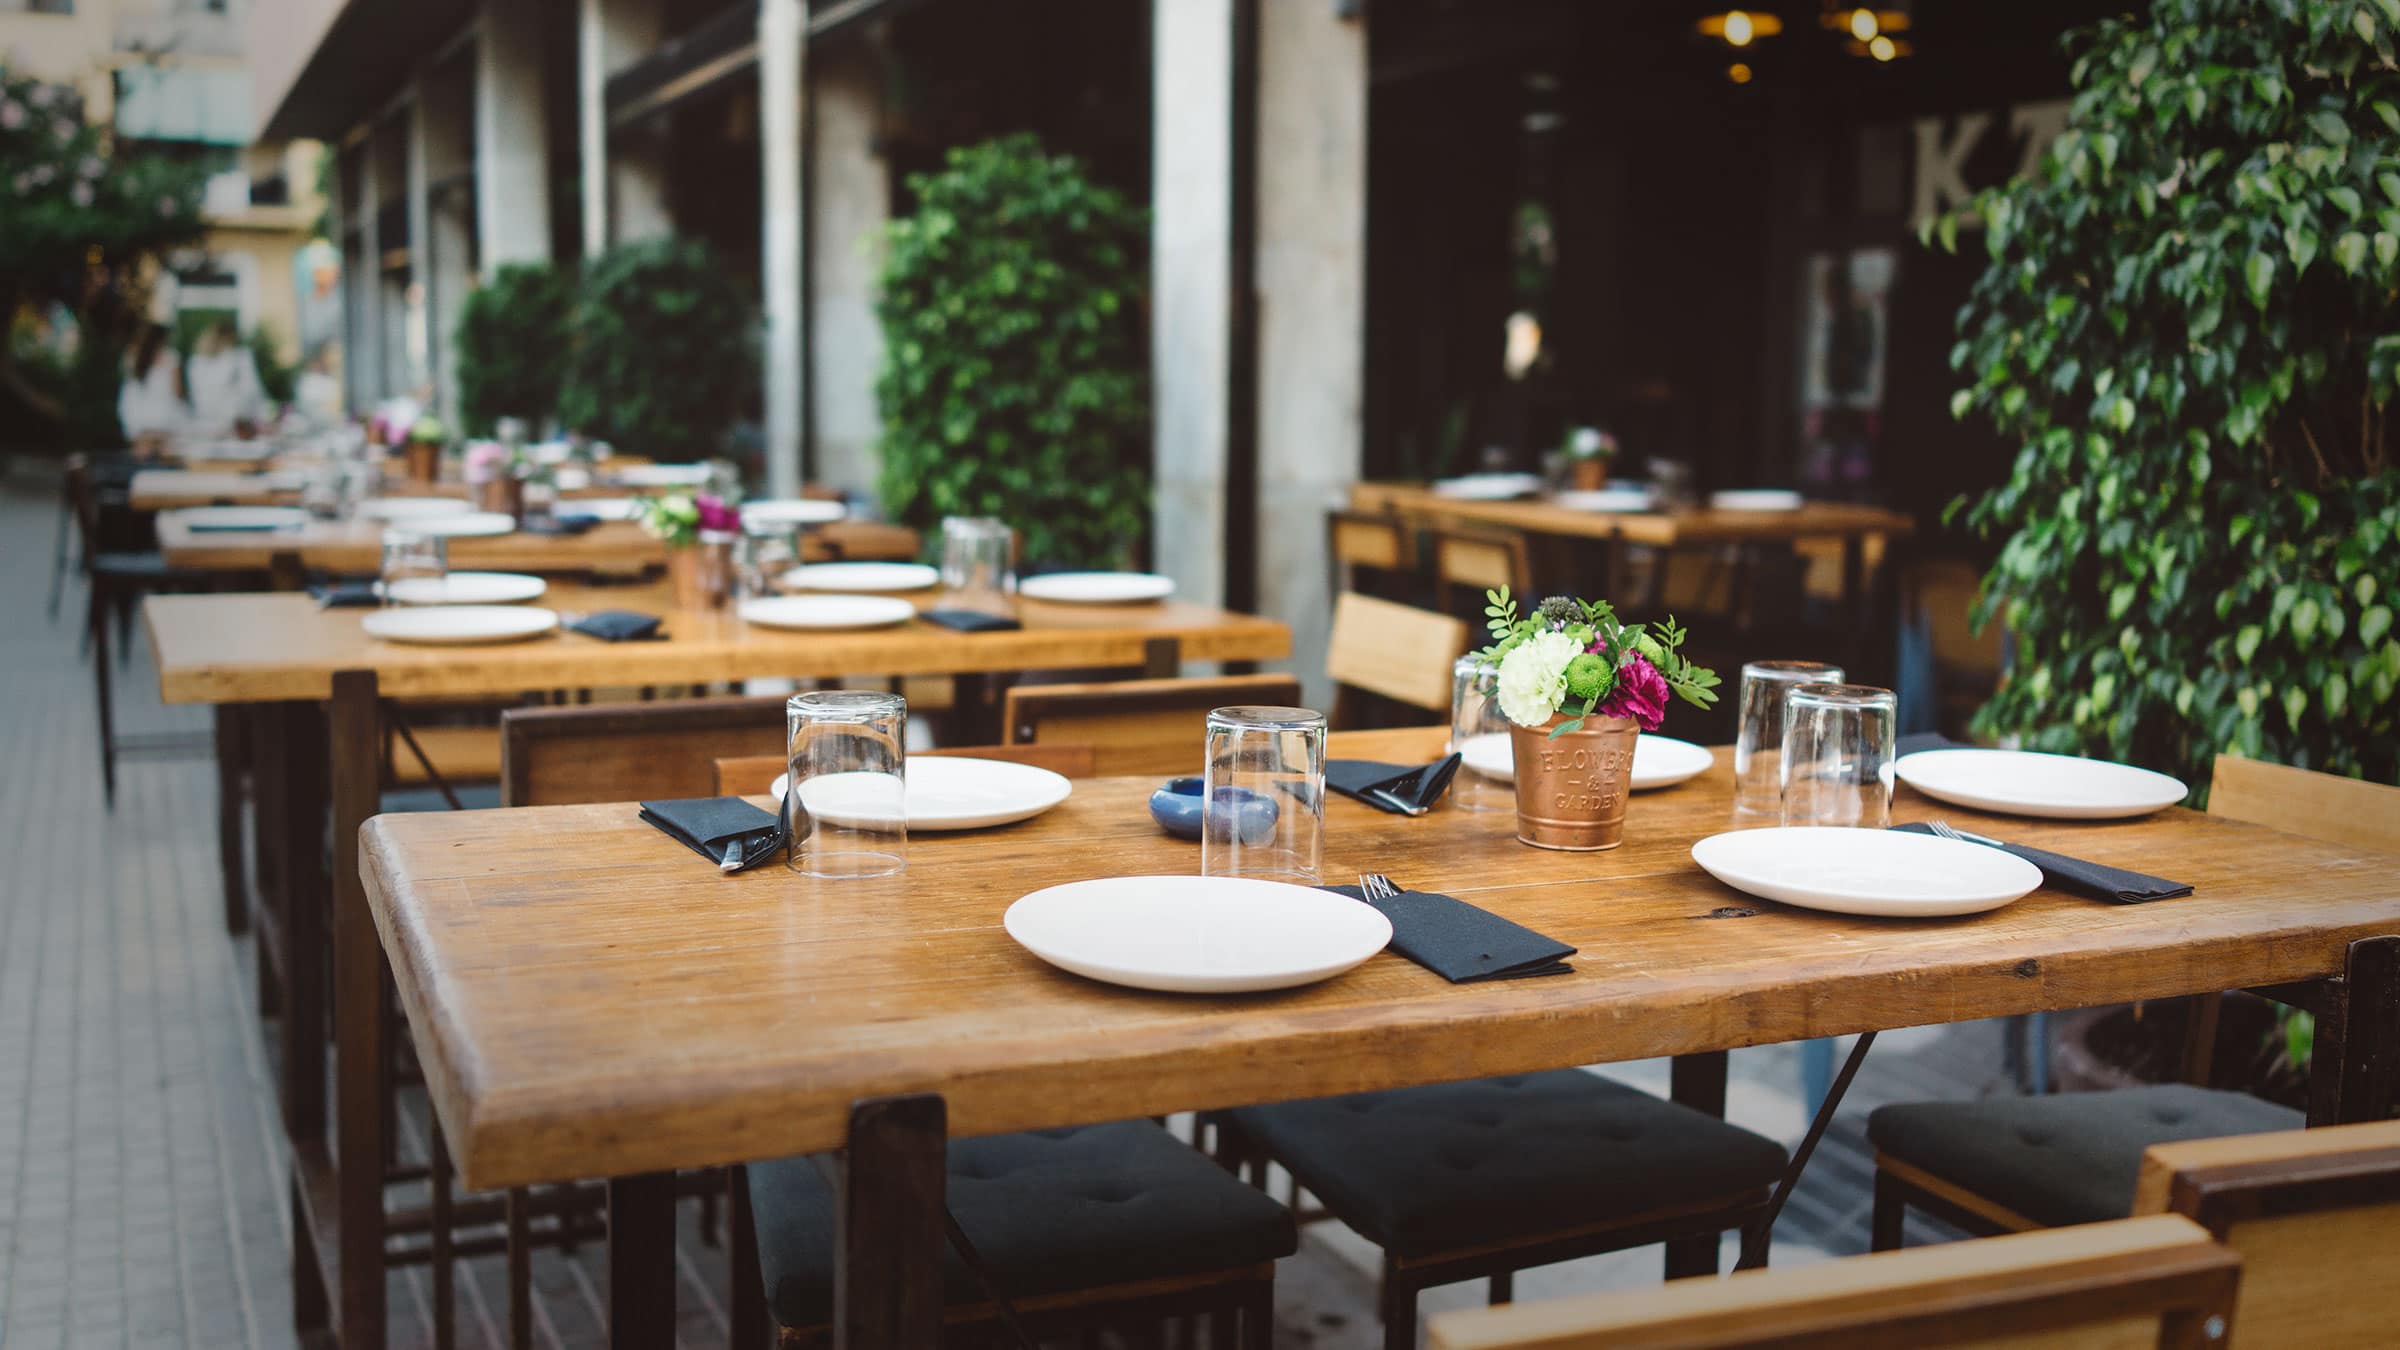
top-left (747, 1120), bottom-right (1295, 1330)
top-left (1869, 1084), bottom-right (2303, 1227)
top-left (1229, 1070), bottom-right (1789, 1258)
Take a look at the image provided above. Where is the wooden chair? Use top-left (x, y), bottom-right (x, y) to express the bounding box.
top-left (1429, 524), bottom-right (1532, 616)
top-left (1326, 591), bottom-right (1469, 729)
top-left (498, 694), bottom-right (788, 806)
top-left (713, 742), bottom-right (1100, 796)
top-left (1907, 557), bottom-right (2005, 735)
top-left (1002, 674), bottom-right (1305, 776)
top-left (1422, 1213), bottom-right (2237, 1350)
top-left (2134, 1119), bottom-right (2400, 1347)
top-left (1868, 756), bottom-right (2400, 1250)
top-left (1328, 506), bottom-right (1417, 600)
top-left (68, 453), bottom-right (205, 806)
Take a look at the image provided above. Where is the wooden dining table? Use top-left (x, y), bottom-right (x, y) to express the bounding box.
top-left (357, 723), bottom-right (2400, 1348)
top-left (144, 581), bottom-right (1294, 1350)
top-left (151, 513), bottom-right (921, 576)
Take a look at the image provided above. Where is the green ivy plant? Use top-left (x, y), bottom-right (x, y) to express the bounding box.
top-left (557, 238), bottom-right (756, 460)
top-left (456, 261), bottom-right (573, 436)
top-left (873, 134), bottom-right (1149, 567)
top-left (1939, 0), bottom-right (2400, 791)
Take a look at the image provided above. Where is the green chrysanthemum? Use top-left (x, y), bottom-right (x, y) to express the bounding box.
top-left (1564, 652), bottom-right (1613, 701)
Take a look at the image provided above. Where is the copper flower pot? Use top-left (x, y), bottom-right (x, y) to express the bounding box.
top-left (1569, 458), bottom-right (1609, 491)
top-left (1509, 713), bottom-right (1639, 850)
top-left (476, 475), bottom-right (525, 519)
top-left (401, 438), bottom-right (441, 484)
top-left (666, 533), bottom-right (736, 611)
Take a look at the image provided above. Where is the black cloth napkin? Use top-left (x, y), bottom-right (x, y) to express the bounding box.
top-left (639, 796), bottom-right (783, 872)
top-left (1325, 755), bottom-right (1463, 815)
top-left (523, 515), bottom-right (599, 535)
top-left (1325, 884), bottom-right (1573, 982)
top-left (1892, 821), bottom-right (2192, 904)
top-left (569, 609), bottom-right (664, 642)
top-left (921, 608), bottom-right (1022, 632)
top-left (311, 582), bottom-right (379, 608)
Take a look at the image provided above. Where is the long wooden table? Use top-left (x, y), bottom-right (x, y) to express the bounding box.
top-left (359, 724), bottom-right (2400, 1347)
top-left (1351, 481), bottom-right (1916, 550)
top-left (146, 584), bottom-right (1293, 1350)
top-left (153, 514), bottom-right (922, 575)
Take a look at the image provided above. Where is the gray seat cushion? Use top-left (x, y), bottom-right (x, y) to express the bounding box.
top-left (747, 1120), bottom-right (1295, 1330)
top-left (1869, 1084), bottom-right (2303, 1227)
top-left (1229, 1070), bottom-right (1789, 1259)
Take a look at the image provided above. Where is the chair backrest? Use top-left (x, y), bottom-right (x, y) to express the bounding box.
top-left (2206, 755), bottom-right (2400, 855)
top-left (1424, 1214), bottom-right (2237, 1350)
top-left (1328, 508), bottom-right (1415, 595)
top-left (1429, 525), bottom-right (1531, 614)
top-left (712, 743), bottom-right (1100, 796)
top-left (1326, 591), bottom-right (1469, 721)
top-left (1001, 674), bottom-right (1304, 777)
top-left (1910, 556), bottom-right (2004, 675)
top-left (2134, 1120), bottom-right (2400, 1349)
top-left (500, 695), bottom-right (788, 806)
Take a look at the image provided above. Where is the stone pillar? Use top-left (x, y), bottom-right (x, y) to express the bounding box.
top-left (420, 55), bottom-right (477, 426)
top-left (476, 1), bottom-right (553, 271)
top-left (579, 0), bottom-right (671, 255)
top-left (759, 0), bottom-right (805, 496)
top-left (404, 92), bottom-right (435, 398)
top-left (807, 40), bottom-right (887, 494)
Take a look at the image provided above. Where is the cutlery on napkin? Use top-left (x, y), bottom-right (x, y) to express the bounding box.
top-left (311, 582), bottom-right (380, 609)
top-left (920, 609), bottom-right (1022, 633)
top-left (1325, 754), bottom-right (1463, 816)
top-left (522, 516), bottom-right (599, 536)
top-left (638, 797), bottom-right (784, 873)
top-left (1326, 873), bottom-right (1573, 981)
top-left (1896, 821), bottom-right (2193, 904)
top-left (568, 610), bottom-right (665, 642)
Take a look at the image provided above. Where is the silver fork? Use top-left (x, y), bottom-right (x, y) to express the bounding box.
top-left (1925, 820), bottom-right (2009, 849)
top-left (1358, 873), bottom-right (1401, 900)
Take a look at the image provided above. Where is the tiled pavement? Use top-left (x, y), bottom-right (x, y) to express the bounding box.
top-left (0, 466), bottom-right (2006, 1349)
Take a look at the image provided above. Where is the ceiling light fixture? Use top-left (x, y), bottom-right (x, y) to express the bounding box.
top-left (1699, 10), bottom-right (1784, 46)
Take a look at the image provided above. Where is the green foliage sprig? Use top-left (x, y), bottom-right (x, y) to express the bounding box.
top-left (457, 262), bottom-right (573, 436)
top-left (558, 239), bottom-right (756, 460)
top-left (1938, 0), bottom-right (2400, 790)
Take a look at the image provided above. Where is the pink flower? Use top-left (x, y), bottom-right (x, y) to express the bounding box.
top-left (694, 493), bottom-right (741, 534)
top-left (1598, 653), bottom-right (1670, 732)
top-left (0, 101), bottom-right (23, 130)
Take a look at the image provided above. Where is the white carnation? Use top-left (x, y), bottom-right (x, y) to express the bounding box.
top-left (1494, 630), bottom-right (1584, 728)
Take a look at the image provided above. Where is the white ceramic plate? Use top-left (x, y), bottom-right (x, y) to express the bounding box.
top-left (1020, 572), bottom-right (1176, 604)
top-left (175, 506), bottom-right (308, 531)
top-left (1552, 488), bottom-right (1657, 513)
top-left (552, 467), bottom-right (592, 490)
top-left (1709, 489), bottom-right (1805, 511)
top-left (357, 497), bottom-right (475, 522)
top-left (1690, 826), bottom-right (2044, 918)
top-left (741, 498), bottom-right (847, 526)
top-left (383, 572), bottom-right (548, 606)
top-left (784, 562), bottom-right (940, 593)
top-left (737, 595), bottom-right (917, 630)
top-left (609, 463), bottom-right (713, 487)
top-left (1458, 732), bottom-right (1715, 791)
top-left (1894, 749), bottom-right (2189, 820)
top-left (1431, 473), bottom-right (1545, 500)
top-left (1005, 875), bottom-right (1393, 993)
top-left (188, 441), bottom-right (274, 461)
top-left (402, 511), bottom-right (516, 538)
top-left (558, 497), bottom-right (639, 521)
top-left (770, 756), bottom-right (1074, 831)
top-left (361, 605), bottom-right (559, 645)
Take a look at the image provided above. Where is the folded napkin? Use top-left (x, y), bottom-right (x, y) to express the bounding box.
top-left (921, 608), bottom-right (1022, 633)
top-left (569, 610), bottom-right (664, 642)
top-left (1326, 884), bottom-right (1574, 982)
top-left (1325, 755), bottom-right (1463, 815)
top-left (639, 796), bottom-right (784, 872)
top-left (311, 582), bottom-right (380, 609)
top-left (1892, 821), bottom-right (2193, 904)
top-left (522, 515), bottom-right (598, 536)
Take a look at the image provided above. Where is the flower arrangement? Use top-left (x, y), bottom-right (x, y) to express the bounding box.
top-left (635, 492), bottom-right (741, 547)
top-left (1477, 588), bottom-right (1719, 736)
top-left (407, 415), bottom-right (447, 445)
top-left (1563, 426), bottom-right (1619, 461)
top-left (461, 440), bottom-right (508, 484)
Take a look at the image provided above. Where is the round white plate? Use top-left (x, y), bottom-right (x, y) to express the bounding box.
top-left (1894, 749), bottom-right (2189, 820)
top-left (1458, 732), bottom-right (1715, 791)
top-left (785, 562), bottom-right (940, 593)
top-left (1709, 489), bottom-right (1805, 511)
top-left (1005, 875), bottom-right (1393, 993)
top-left (1690, 826), bottom-right (2043, 918)
top-left (189, 441), bottom-right (273, 461)
top-left (175, 506), bottom-right (308, 531)
top-left (1432, 473), bottom-right (1544, 500)
top-left (361, 605), bottom-right (559, 645)
top-left (552, 468), bottom-right (592, 490)
top-left (741, 498), bottom-right (847, 527)
top-left (1552, 488), bottom-right (1656, 513)
top-left (1020, 572), bottom-right (1176, 604)
top-left (402, 511), bottom-right (516, 538)
top-left (356, 497), bottom-right (474, 522)
top-left (559, 497), bottom-right (638, 521)
top-left (737, 595), bottom-right (917, 630)
top-left (383, 572), bottom-right (548, 606)
top-left (609, 463), bottom-right (713, 487)
top-left (771, 756), bottom-right (1074, 831)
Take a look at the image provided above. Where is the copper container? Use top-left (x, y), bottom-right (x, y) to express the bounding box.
top-left (401, 438), bottom-right (442, 484)
top-left (1569, 458), bottom-right (1609, 491)
top-left (1509, 713), bottom-right (1639, 850)
top-left (476, 475), bottom-right (526, 520)
top-left (666, 533), bottom-right (737, 610)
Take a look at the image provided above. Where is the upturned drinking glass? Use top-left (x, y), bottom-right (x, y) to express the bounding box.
top-left (736, 522), bottom-right (802, 600)
top-left (1202, 706), bottom-right (1326, 882)
top-left (784, 691), bottom-right (908, 878)
top-left (939, 516), bottom-right (1018, 615)
top-left (1780, 683), bottom-right (1899, 829)
top-left (379, 529), bottom-right (447, 605)
top-left (1733, 659), bottom-right (1846, 819)
top-left (1449, 655), bottom-right (1509, 813)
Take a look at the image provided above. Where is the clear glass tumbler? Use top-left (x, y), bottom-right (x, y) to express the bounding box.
top-left (1733, 659), bottom-right (1847, 818)
top-left (379, 529), bottom-right (447, 605)
top-left (737, 522), bottom-right (802, 600)
top-left (784, 691), bottom-right (908, 878)
top-left (1780, 683), bottom-right (1899, 829)
top-left (1449, 655), bottom-right (1510, 813)
top-left (939, 516), bottom-right (1018, 615)
top-left (1202, 706), bottom-right (1326, 882)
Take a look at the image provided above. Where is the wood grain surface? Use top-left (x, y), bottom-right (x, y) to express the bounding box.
top-left (152, 515), bottom-right (919, 574)
top-left (355, 725), bottom-right (2400, 1191)
top-left (1351, 481), bottom-right (1917, 548)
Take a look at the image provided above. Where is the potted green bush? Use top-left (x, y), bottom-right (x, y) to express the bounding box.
top-left (873, 134), bottom-right (1149, 568)
top-left (455, 261), bottom-right (573, 436)
top-left (557, 239), bottom-right (756, 461)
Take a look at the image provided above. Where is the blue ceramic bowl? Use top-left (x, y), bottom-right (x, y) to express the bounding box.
top-left (1148, 777), bottom-right (1282, 844)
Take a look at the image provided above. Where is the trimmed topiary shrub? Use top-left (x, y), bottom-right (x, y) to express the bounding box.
top-left (455, 261), bottom-right (573, 435)
top-left (557, 238), bottom-right (756, 458)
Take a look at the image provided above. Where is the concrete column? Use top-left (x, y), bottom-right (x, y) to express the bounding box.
top-left (404, 92), bottom-right (435, 397)
top-left (1150, 0), bottom-right (1236, 612)
top-left (1254, 1), bottom-right (1366, 702)
top-left (476, 1), bottom-right (553, 270)
top-left (759, 0), bottom-right (805, 495)
top-left (807, 40), bottom-right (887, 494)
top-left (421, 55), bottom-right (477, 426)
top-left (578, 0), bottom-right (670, 255)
